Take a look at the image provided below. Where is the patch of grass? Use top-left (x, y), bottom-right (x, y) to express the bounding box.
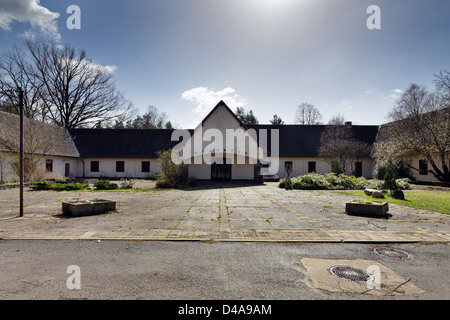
top-left (339, 190), bottom-right (450, 215)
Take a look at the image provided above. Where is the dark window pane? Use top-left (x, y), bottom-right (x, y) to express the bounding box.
top-left (308, 161), bottom-right (316, 173)
top-left (142, 161), bottom-right (150, 173)
top-left (419, 160), bottom-right (428, 175)
top-left (45, 159), bottom-right (53, 172)
top-left (355, 162), bottom-right (362, 177)
top-left (91, 161), bottom-right (99, 172)
top-left (116, 161), bottom-right (125, 173)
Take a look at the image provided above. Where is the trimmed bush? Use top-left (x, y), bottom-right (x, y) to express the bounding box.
top-left (51, 182), bottom-right (88, 191)
top-left (30, 181), bottom-right (88, 191)
top-left (30, 181), bottom-right (52, 191)
top-left (94, 180), bottom-right (119, 190)
top-left (278, 173), bottom-right (409, 191)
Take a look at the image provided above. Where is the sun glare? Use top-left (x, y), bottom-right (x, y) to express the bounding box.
top-left (258, 0), bottom-right (298, 9)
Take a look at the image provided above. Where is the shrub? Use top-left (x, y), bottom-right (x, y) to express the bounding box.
top-left (395, 178), bottom-right (411, 190)
top-left (30, 181), bottom-right (88, 191)
top-left (278, 172), bottom-right (411, 191)
top-left (30, 181), bottom-right (52, 191)
top-left (155, 178), bottom-right (173, 189)
top-left (331, 158), bottom-right (344, 175)
top-left (119, 179), bottom-right (134, 189)
top-left (156, 149), bottom-right (186, 188)
top-left (187, 177), bottom-right (197, 187)
top-left (51, 182), bottom-right (88, 191)
top-left (383, 159), bottom-right (398, 190)
top-left (151, 172), bottom-right (162, 181)
top-left (373, 159), bottom-right (414, 180)
top-left (94, 180), bottom-right (118, 190)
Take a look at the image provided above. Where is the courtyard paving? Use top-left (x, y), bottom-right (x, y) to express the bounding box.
top-left (0, 181), bottom-right (449, 242)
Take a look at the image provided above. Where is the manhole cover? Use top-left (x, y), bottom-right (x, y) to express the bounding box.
top-left (374, 247), bottom-right (413, 260)
top-left (328, 265), bottom-right (375, 284)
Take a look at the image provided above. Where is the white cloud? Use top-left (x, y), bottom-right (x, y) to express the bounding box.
top-left (389, 89), bottom-right (403, 99)
top-left (364, 87), bottom-right (376, 94)
top-left (0, 0), bottom-right (61, 40)
top-left (60, 58), bottom-right (118, 75)
top-left (338, 99), bottom-right (353, 110)
top-left (85, 61), bottom-right (118, 74)
top-left (181, 87), bottom-right (247, 117)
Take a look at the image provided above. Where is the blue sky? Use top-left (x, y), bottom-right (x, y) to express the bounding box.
top-left (0, 0), bottom-right (449, 128)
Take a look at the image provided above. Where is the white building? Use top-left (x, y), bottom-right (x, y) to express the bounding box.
top-left (1, 101), bottom-right (447, 184)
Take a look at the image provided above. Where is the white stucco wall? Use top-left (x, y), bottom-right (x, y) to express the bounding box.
top-left (276, 157), bottom-right (375, 179)
top-left (407, 154), bottom-right (450, 183)
top-left (187, 155), bottom-right (255, 180)
top-left (177, 104), bottom-right (261, 164)
top-left (188, 163), bottom-right (211, 180)
top-left (232, 164), bottom-right (254, 180)
top-left (81, 158), bottom-right (159, 179)
top-left (0, 153), bottom-right (79, 182)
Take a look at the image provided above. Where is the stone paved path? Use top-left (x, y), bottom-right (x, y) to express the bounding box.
top-left (0, 182), bottom-right (449, 242)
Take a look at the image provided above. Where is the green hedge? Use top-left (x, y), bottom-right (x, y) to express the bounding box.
top-left (94, 180), bottom-right (119, 190)
top-left (30, 181), bottom-right (88, 191)
top-left (278, 173), bottom-right (411, 190)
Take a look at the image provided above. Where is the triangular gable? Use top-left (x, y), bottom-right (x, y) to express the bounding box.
top-left (173, 100), bottom-right (264, 164)
top-left (200, 100), bottom-right (248, 131)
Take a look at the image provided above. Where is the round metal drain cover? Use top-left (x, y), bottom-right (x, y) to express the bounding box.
top-left (328, 265), bottom-right (375, 284)
top-left (374, 247), bottom-right (413, 260)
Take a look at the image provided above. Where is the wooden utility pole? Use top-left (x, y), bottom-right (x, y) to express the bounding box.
top-left (19, 88), bottom-right (24, 218)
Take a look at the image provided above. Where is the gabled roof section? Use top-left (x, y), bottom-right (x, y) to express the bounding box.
top-left (0, 111), bottom-right (79, 158)
top-left (247, 124), bottom-right (380, 157)
top-left (68, 128), bottom-right (193, 159)
top-left (201, 100), bottom-right (248, 130)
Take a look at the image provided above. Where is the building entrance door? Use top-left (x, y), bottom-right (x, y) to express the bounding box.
top-left (211, 158), bottom-right (231, 180)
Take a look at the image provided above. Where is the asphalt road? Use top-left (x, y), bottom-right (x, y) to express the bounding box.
top-left (0, 240), bottom-right (449, 302)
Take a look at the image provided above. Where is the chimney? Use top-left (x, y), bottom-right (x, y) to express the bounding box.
top-left (345, 121), bottom-right (352, 128)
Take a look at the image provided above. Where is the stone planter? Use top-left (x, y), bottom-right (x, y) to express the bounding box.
top-left (345, 200), bottom-right (389, 217)
top-left (62, 199), bottom-right (116, 217)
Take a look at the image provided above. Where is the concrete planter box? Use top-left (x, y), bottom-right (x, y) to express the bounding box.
top-left (346, 200), bottom-right (389, 217)
top-left (62, 199), bottom-right (116, 217)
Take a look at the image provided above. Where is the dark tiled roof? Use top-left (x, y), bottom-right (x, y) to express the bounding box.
top-left (68, 128), bottom-right (192, 159)
top-left (247, 124), bottom-right (380, 157)
top-left (0, 111), bottom-right (79, 158)
top-left (68, 125), bottom-right (380, 159)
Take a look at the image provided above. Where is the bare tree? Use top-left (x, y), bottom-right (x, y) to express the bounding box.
top-left (125, 105), bottom-right (170, 129)
top-left (25, 40), bottom-right (134, 128)
top-left (328, 113), bottom-right (345, 125)
top-left (374, 83), bottom-right (450, 184)
top-left (0, 153), bottom-right (11, 184)
top-left (434, 70), bottom-right (450, 100)
top-left (319, 124), bottom-right (371, 173)
top-left (295, 103), bottom-right (322, 125)
top-left (0, 111), bottom-right (74, 181)
top-left (0, 45), bottom-right (47, 121)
